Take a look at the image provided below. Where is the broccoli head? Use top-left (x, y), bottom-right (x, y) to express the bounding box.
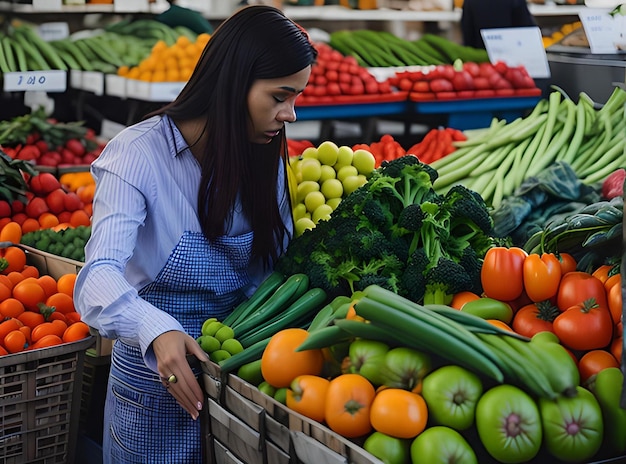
top-left (423, 257), bottom-right (472, 306)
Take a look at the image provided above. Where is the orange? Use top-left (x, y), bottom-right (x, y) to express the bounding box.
top-left (0, 297), bottom-right (25, 318)
top-left (57, 273), bottom-right (77, 297)
top-left (0, 221), bottom-right (23, 244)
top-left (37, 275), bottom-right (58, 298)
top-left (45, 292), bottom-right (75, 314)
top-left (21, 217), bottom-right (40, 234)
top-left (12, 281), bottom-right (46, 311)
top-left (76, 183), bottom-right (95, 204)
top-left (69, 210), bottom-right (91, 228)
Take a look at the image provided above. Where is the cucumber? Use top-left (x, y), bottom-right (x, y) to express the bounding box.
top-left (218, 337), bottom-right (270, 374)
top-left (232, 273), bottom-right (309, 337)
top-left (238, 287), bottom-right (328, 348)
top-left (222, 271), bottom-right (285, 327)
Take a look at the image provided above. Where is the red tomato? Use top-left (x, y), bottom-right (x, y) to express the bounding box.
top-left (553, 299), bottom-right (614, 351)
top-left (481, 246), bottom-right (528, 302)
top-left (523, 253), bottom-right (562, 302)
top-left (557, 253), bottom-right (577, 274)
top-left (511, 301), bottom-right (559, 338)
top-left (556, 271), bottom-right (608, 312)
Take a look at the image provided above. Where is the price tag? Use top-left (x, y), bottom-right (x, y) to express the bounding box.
top-left (24, 91), bottom-right (55, 114)
top-left (482, 27), bottom-right (551, 79)
top-left (32, 0), bottom-right (63, 10)
top-left (579, 8), bottom-right (624, 54)
top-left (82, 71), bottom-right (105, 96)
top-left (114, 0), bottom-right (149, 12)
top-left (3, 71), bottom-right (67, 92)
top-left (38, 22), bottom-right (70, 42)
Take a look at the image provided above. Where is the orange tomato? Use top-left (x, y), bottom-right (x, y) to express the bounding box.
top-left (20, 265), bottom-right (40, 279)
top-left (261, 328), bottom-right (325, 388)
top-left (558, 252), bottom-right (577, 274)
top-left (4, 329), bottom-right (27, 353)
top-left (31, 321), bottom-right (66, 343)
top-left (12, 281), bottom-right (46, 311)
top-left (369, 388), bottom-right (428, 439)
top-left (37, 275), bottom-right (58, 298)
top-left (65, 311), bottom-right (82, 324)
top-left (0, 297), bottom-right (25, 318)
top-left (286, 374), bottom-right (330, 423)
top-left (486, 319), bottom-right (514, 332)
top-left (611, 336), bottom-right (622, 364)
top-left (56, 273), bottom-right (77, 297)
top-left (577, 349), bottom-right (620, 384)
top-left (19, 325), bottom-right (31, 345)
top-left (1, 246), bottom-right (26, 275)
top-left (324, 373), bottom-right (376, 438)
top-left (0, 344), bottom-right (8, 356)
top-left (607, 282), bottom-right (622, 326)
top-left (0, 274), bottom-right (14, 291)
top-left (62, 321), bottom-right (90, 343)
top-left (0, 317), bottom-right (23, 344)
top-left (0, 221), bottom-right (23, 244)
top-left (45, 292), bottom-right (75, 314)
top-left (17, 310), bottom-right (45, 329)
top-left (0, 281), bottom-right (12, 302)
top-left (592, 264), bottom-right (613, 284)
top-left (450, 291), bottom-right (480, 310)
top-left (30, 334), bottom-right (63, 349)
top-left (604, 273), bottom-right (621, 293)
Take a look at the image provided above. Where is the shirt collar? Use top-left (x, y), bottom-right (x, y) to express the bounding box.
top-left (162, 114), bottom-right (191, 159)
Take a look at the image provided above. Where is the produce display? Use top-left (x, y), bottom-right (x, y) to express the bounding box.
top-left (0, 108), bottom-right (105, 168)
top-left (430, 86), bottom-right (626, 209)
top-left (329, 31), bottom-right (490, 67)
top-left (0, 19), bottom-right (197, 74)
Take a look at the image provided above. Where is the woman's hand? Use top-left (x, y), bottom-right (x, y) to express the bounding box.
top-left (152, 330), bottom-right (210, 420)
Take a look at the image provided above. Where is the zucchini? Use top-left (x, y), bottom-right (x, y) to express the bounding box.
top-left (232, 273), bottom-right (310, 337)
top-left (238, 287), bottom-right (328, 348)
top-left (222, 271), bottom-right (285, 327)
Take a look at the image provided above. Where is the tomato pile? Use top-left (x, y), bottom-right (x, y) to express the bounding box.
top-left (0, 238), bottom-right (90, 356)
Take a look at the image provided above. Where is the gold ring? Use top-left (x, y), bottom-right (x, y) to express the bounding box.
top-left (167, 374), bottom-right (178, 384)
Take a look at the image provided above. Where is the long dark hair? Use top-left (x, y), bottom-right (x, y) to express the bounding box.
top-left (151, 5), bottom-right (317, 267)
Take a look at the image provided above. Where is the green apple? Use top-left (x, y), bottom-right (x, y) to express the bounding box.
top-left (346, 339), bottom-right (390, 387)
top-left (410, 426), bottom-right (477, 464)
top-left (304, 191), bottom-right (326, 214)
top-left (320, 178), bottom-right (344, 200)
top-left (421, 365), bottom-right (483, 431)
top-left (336, 164), bottom-right (359, 182)
top-left (352, 148), bottom-right (376, 176)
top-left (335, 145), bottom-right (354, 166)
top-left (342, 175), bottom-right (367, 196)
top-left (296, 180), bottom-right (320, 203)
top-left (301, 146), bottom-right (319, 159)
top-left (588, 367), bottom-right (626, 454)
top-left (312, 204), bottom-right (333, 223)
top-left (316, 141), bottom-right (338, 164)
top-left (299, 157), bottom-right (322, 182)
top-left (294, 217), bottom-right (315, 236)
top-left (380, 347), bottom-right (431, 392)
top-left (319, 164), bottom-right (337, 182)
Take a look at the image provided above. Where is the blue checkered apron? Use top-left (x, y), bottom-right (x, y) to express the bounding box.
top-left (102, 231), bottom-right (253, 464)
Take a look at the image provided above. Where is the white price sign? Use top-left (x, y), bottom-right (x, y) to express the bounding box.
top-left (481, 27), bottom-right (551, 79)
top-left (579, 9), bottom-right (625, 54)
top-left (114, 0), bottom-right (149, 12)
top-left (3, 71), bottom-right (67, 92)
top-left (82, 71), bottom-right (105, 96)
top-left (38, 22), bottom-right (70, 42)
top-left (32, 0), bottom-right (62, 10)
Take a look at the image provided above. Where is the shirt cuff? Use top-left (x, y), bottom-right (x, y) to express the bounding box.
top-left (138, 311), bottom-right (185, 373)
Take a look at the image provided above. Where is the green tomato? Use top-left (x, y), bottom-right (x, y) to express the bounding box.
top-left (539, 385), bottom-right (604, 463)
top-left (236, 359), bottom-right (264, 386)
top-left (363, 431), bottom-right (411, 464)
top-left (588, 367), bottom-right (626, 454)
top-left (380, 347), bottom-right (431, 392)
top-left (347, 339), bottom-right (390, 387)
top-left (410, 426), bottom-right (477, 464)
top-left (475, 384), bottom-right (542, 463)
top-left (421, 365), bottom-right (483, 431)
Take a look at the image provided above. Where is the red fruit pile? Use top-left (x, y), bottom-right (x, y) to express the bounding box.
top-left (389, 61), bottom-right (542, 102)
top-left (298, 42), bottom-right (398, 105)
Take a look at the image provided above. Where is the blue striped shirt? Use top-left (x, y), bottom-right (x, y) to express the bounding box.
top-left (74, 115), bottom-right (291, 371)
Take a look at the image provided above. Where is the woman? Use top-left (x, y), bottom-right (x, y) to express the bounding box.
top-left (74, 5), bottom-right (318, 463)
